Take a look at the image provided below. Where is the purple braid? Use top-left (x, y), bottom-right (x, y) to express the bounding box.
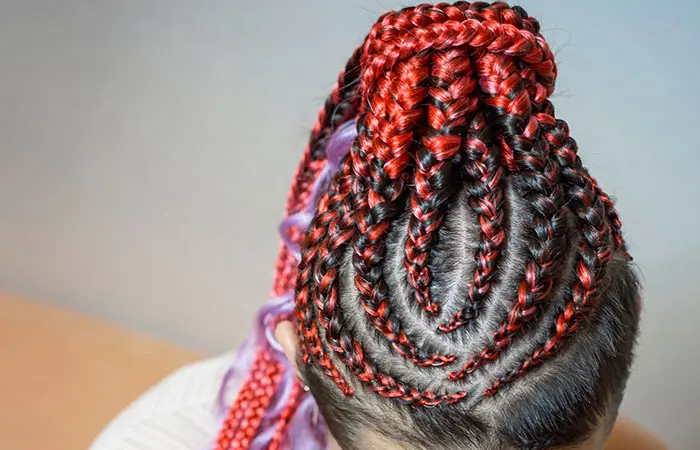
top-left (211, 119), bottom-right (357, 450)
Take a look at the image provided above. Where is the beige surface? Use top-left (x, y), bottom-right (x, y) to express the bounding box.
top-left (0, 294), bottom-right (201, 450)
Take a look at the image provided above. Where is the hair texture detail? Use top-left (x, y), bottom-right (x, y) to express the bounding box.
top-left (295, 3), bottom-right (640, 450)
top-left (404, 46), bottom-right (477, 317)
top-left (215, 3), bottom-right (641, 450)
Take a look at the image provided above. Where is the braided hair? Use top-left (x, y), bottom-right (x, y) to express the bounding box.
top-left (213, 47), bottom-right (363, 450)
top-left (293, 3), bottom-right (640, 449)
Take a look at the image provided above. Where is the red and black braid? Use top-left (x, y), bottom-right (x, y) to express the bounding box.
top-left (447, 48), bottom-right (569, 381)
top-left (350, 52), bottom-right (458, 367)
top-left (405, 46), bottom-right (476, 316)
top-left (438, 111), bottom-right (505, 332)
top-left (436, 4), bottom-right (540, 333)
top-left (215, 46), bottom-right (364, 450)
top-left (484, 109), bottom-right (617, 395)
top-left (296, 1), bottom-right (634, 413)
top-left (297, 2), bottom-right (563, 406)
top-left (273, 46), bottom-right (363, 296)
top-left (220, 3), bottom-right (639, 450)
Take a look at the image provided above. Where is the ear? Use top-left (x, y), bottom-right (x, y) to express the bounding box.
top-left (274, 320), bottom-right (304, 381)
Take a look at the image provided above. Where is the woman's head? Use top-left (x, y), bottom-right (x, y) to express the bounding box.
top-left (277, 3), bottom-right (641, 450)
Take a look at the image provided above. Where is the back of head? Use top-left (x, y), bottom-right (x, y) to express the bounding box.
top-left (294, 3), bottom-right (641, 449)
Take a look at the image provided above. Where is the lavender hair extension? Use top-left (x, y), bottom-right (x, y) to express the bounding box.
top-left (211, 119), bottom-right (358, 450)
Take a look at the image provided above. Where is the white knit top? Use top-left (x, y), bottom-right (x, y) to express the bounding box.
top-left (89, 353), bottom-right (236, 450)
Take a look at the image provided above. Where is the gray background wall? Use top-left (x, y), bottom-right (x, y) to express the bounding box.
top-left (0, 1), bottom-right (697, 448)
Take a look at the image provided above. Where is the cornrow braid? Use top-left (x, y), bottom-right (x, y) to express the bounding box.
top-left (295, 3), bottom-right (634, 425)
top-left (296, 158), bottom-right (355, 392)
top-left (349, 53), bottom-right (458, 367)
top-left (302, 53), bottom-right (459, 385)
top-left (438, 2), bottom-right (548, 334)
top-left (404, 46), bottom-right (477, 316)
top-left (536, 104), bottom-right (627, 254)
top-left (287, 44), bottom-right (365, 373)
top-left (438, 111), bottom-right (505, 332)
top-left (299, 143), bottom-right (464, 403)
top-left (356, 3), bottom-right (558, 379)
top-left (596, 181), bottom-right (626, 250)
top-left (484, 111), bottom-right (615, 395)
top-left (448, 48), bottom-right (568, 381)
top-left (218, 3), bottom-right (639, 450)
top-left (297, 2), bottom-right (565, 406)
top-left (274, 46), bottom-right (363, 296)
top-left (215, 46), bottom-right (365, 450)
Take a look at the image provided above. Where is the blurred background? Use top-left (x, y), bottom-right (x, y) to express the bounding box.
top-left (0, 0), bottom-right (697, 448)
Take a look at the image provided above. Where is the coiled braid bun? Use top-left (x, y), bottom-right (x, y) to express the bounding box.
top-left (295, 3), bottom-right (640, 449)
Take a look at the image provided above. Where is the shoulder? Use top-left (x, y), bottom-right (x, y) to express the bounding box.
top-left (90, 352), bottom-right (238, 450)
top-left (606, 416), bottom-right (668, 450)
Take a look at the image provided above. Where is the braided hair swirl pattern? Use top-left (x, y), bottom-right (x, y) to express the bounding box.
top-left (295, 2), bottom-right (628, 407)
